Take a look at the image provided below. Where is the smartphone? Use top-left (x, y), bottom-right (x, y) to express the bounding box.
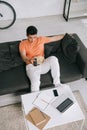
top-left (53, 89), bottom-right (58, 96)
top-left (33, 58), bottom-right (37, 66)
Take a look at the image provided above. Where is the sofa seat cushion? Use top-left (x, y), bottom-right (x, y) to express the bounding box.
top-left (0, 65), bottom-right (30, 95)
top-left (60, 62), bottom-right (82, 83)
top-left (42, 47), bottom-right (82, 85)
top-left (40, 62), bottom-right (82, 85)
top-left (40, 70), bottom-right (53, 88)
top-left (40, 51), bottom-right (82, 85)
top-left (58, 52), bottom-right (82, 83)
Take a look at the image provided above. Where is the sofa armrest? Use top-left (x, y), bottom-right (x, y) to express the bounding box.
top-left (73, 34), bottom-right (87, 78)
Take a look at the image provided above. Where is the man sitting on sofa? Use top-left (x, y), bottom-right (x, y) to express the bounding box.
top-left (19, 26), bottom-right (64, 92)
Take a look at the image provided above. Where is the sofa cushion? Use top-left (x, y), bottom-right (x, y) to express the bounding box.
top-left (9, 41), bottom-right (24, 67)
top-left (58, 51), bottom-right (82, 83)
top-left (40, 70), bottom-right (53, 88)
top-left (0, 41), bottom-right (24, 72)
top-left (0, 65), bottom-right (30, 95)
top-left (0, 44), bottom-right (12, 72)
top-left (9, 42), bottom-right (20, 59)
top-left (0, 43), bottom-right (10, 59)
top-left (61, 33), bottom-right (80, 63)
top-left (44, 40), bottom-right (61, 58)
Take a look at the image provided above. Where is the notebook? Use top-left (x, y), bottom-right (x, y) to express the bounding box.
top-left (33, 93), bottom-right (53, 110)
top-left (26, 107), bottom-right (51, 129)
top-left (29, 108), bottom-right (46, 126)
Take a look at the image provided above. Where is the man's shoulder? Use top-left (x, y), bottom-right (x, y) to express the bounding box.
top-left (19, 39), bottom-right (28, 49)
top-left (21, 39), bottom-right (27, 42)
top-left (20, 39), bottom-right (28, 44)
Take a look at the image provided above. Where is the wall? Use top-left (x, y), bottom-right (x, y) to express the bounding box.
top-left (4, 0), bottom-right (64, 19)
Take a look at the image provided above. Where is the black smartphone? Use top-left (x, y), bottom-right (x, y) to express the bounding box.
top-left (33, 58), bottom-right (37, 66)
top-left (56, 98), bottom-right (74, 113)
top-left (53, 89), bottom-right (58, 96)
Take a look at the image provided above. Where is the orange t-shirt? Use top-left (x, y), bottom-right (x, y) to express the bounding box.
top-left (19, 36), bottom-right (51, 64)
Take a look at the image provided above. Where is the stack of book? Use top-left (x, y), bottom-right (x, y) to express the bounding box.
top-left (26, 107), bottom-right (50, 130)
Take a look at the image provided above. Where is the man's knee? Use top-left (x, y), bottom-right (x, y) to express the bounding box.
top-left (49, 56), bottom-right (58, 63)
top-left (31, 81), bottom-right (40, 92)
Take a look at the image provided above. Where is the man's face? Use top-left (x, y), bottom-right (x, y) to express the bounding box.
top-left (28, 34), bottom-right (37, 43)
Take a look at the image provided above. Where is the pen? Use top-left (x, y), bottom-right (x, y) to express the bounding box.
top-left (41, 99), bottom-right (49, 104)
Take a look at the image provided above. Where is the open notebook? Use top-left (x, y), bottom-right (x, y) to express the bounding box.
top-left (33, 93), bottom-right (53, 110)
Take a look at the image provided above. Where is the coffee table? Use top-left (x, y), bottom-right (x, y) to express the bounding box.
top-left (21, 85), bottom-right (85, 130)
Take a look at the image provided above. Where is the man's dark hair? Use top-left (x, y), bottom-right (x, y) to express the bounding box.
top-left (26, 26), bottom-right (38, 36)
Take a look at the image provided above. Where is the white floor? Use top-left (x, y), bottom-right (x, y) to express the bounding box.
top-left (0, 15), bottom-right (87, 106)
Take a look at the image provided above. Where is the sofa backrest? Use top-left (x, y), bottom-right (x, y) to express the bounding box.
top-left (0, 40), bottom-right (24, 72)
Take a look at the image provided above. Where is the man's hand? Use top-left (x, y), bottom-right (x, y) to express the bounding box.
top-left (34, 56), bottom-right (44, 65)
top-left (19, 50), bottom-right (33, 64)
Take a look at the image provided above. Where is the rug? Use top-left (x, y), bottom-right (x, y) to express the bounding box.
top-left (0, 91), bottom-right (87, 130)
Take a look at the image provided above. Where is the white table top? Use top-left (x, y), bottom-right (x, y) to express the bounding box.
top-left (21, 84), bottom-right (85, 130)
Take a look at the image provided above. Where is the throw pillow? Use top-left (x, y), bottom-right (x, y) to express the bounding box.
top-left (44, 40), bottom-right (61, 58)
top-left (61, 33), bottom-right (80, 63)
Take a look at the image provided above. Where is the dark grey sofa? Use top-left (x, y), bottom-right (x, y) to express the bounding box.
top-left (0, 33), bottom-right (87, 96)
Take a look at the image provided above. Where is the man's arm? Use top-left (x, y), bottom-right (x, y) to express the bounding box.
top-left (20, 50), bottom-right (32, 63)
top-left (48, 34), bottom-right (64, 42)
